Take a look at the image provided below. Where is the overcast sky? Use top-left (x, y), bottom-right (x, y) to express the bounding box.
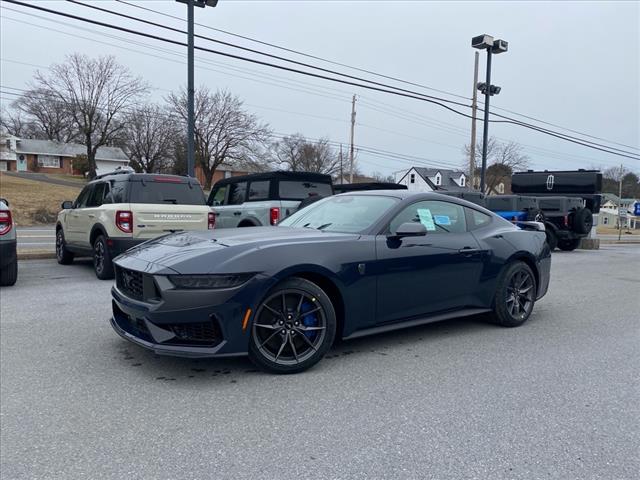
top-left (1, 0), bottom-right (638, 177)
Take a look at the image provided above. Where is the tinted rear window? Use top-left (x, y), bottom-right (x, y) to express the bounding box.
top-left (278, 181), bottom-right (332, 200)
top-left (128, 181), bottom-right (205, 205)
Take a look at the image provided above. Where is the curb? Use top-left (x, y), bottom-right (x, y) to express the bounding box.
top-left (17, 251), bottom-right (56, 260)
top-left (599, 240), bottom-right (640, 245)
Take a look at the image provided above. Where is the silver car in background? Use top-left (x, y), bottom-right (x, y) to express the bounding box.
top-left (0, 197), bottom-right (17, 286)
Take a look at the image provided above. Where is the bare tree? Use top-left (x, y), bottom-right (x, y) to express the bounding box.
top-left (370, 171), bottom-right (395, 183)
top-left (273, 134), bottom-right (340, 175)
top-left (8, 88), bottom-right (79, 143)
top-left (0, 107), bottom-right (35, 138)
top-left (463, 137), bottom-right (529, 192)
top-left (167, 87), bottom-right (271, 189)
top-left (32, 54), bottom-right (148, 178)
top-left (122, 104), bottom-right (177, 173)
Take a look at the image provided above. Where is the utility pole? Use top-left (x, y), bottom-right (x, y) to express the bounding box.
top-left (339, 144), bottom-right (344, 184)
top-left (618, 163), bottom-right (623, 241)
top-left (176, 0), bottom-right (218, 179)
top-left (479, 48), bottom-right (492, 194)
top-left (469, 51), bottom-right (479, 190)
top-left (349, 94), bottom-right (356, 183)
top-left (186, 0), bottom-right (195, 179)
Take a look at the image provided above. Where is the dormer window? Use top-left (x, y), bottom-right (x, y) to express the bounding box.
top-left (435, 172), bottom-right (441, 186)
top-left (410, 173), bottom-right (415, 184)
top-left (460, 176), bottom-right (465, 187)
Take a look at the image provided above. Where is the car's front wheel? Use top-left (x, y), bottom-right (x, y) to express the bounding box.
top-left (492, 261), bottom-right (537, 327)
top-left (93, 235), bottom-right (114, 280)
top-left (56, 229), bottom-right (74, 265)
top-left (249, 277), bottom-right (336, 374)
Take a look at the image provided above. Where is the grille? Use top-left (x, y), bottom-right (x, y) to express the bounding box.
top-left (166, 319), bottom-right (222, 346)
top-left (116, 266), bottom-right (144, 300)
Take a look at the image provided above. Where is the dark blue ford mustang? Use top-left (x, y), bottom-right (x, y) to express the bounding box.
top-left (111, 191), bottom-right (551, 373)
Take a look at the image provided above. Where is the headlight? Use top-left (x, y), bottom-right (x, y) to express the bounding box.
top-left (168, 273), bottom-right (254, 290)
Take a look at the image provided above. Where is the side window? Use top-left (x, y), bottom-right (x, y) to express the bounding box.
top-left (86, 183), bottom-right (106, 208)
top-left (109, 181), bottom-right (127, 204)
top-left (467, 208), bottom-right (492, 230)
top-left (248, 181), bottom-right (270, 201)
top-left (389, 200), bottom-right (467, 234)
top-left (210, 185), bottom-right (228, 206)
top-left (74, 186), bottom-right (92, 208)
top-left (227, 182), bottom-right (247, 206)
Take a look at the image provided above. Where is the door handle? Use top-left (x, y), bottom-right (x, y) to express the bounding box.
top-left (233, 211), bottom-right (242, 216)
top-left (88, 214), bottom-right (95, 218)
top-left (458, 247), bottom-right (482, 256)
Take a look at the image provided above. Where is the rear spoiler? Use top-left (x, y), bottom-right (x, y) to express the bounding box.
top-left (515, 221), bottom-right (545, 232)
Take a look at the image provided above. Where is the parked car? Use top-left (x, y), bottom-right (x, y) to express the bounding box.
top-left (485, 195), bottom-right (544, 223)
top-left (0, 198), bottom-right (17, 286)
top-left (56, 169), bottom-right (214, 280)
top-left (207, 171), bottom-right (333, 228)
top-left (110, 190), bottom-right (551, 374)
top-left (536, 196), bottom-right (593, 251)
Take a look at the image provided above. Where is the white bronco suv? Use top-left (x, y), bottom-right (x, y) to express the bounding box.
top-left (56, 169), bottom-right (214, 279)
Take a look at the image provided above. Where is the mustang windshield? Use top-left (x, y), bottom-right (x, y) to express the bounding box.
top-left (279, 194), bottom-right (399, 233)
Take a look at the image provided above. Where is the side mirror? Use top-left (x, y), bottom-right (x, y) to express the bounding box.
top-left (392, 222), bottom-right (427, 238)
top-left (0, 198), bottom-right (8, 207)
top-left (61, 200), bottom-right (74, 210)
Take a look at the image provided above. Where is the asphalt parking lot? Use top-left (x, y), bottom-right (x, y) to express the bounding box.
top-left (1, 246), bottom-right (639, 479)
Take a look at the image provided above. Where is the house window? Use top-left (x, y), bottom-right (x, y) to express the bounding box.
top-left (603, 217), bottom-right (608, 225)
top-left (435, 173), bottom-right (441, 186)
top-left (37, 155), bottom-right (60, 168)
top-left (410, 173), bottom-right (415, 184)
top-left (497, 183), bottom-right (505, 194)
top-left (460, 176), bottom-right (465, 187)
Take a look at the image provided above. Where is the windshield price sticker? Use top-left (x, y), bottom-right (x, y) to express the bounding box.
top-left (417, 208), bottom-right (436, 231)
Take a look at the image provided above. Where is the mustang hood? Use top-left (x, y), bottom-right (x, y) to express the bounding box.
top-left (115, 227), bottom-right (359, 274)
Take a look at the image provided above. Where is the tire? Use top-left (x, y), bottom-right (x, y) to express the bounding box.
top-left (558, 238), bottom-right (581, 251)
top-left (248, 277), bottom-right (337, 374)
top-left (491, 261), bottom-right (537, 327)
top-left (56, 228), bottom-right (74, 265)
top-left (0, 257), bottom-right (17, 286)
top-left (573, 208), bottom-right (593, 235)
top-left (545, 228), bottom-right (558, 251)
top-left (93, 235), bottom-right (114, 280)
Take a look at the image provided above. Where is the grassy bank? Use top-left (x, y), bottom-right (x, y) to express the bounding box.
top-left (0, 173), bottom-right (82, 226)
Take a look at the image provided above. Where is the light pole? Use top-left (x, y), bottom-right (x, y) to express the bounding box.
top-left (471, 34), bottom-right (508, 194)
top-left (176, 0), bottom-right (218, 179)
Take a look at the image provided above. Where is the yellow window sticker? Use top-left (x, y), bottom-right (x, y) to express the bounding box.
top-left (417, 208), bottom-right (436, 231)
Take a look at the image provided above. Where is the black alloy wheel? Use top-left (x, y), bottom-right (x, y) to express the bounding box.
top-left (249, 277), bottom-right (336, 374)
top-left (56, 229), bottom-right (74, 265)
top-left (492, 261), bottom-right (537, 327)
top-left (93, 235), bottom-right (114, 280)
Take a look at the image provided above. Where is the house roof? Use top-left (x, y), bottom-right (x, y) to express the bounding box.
top-left (14, 138), bottom-right (128, 162)
top-left (411, 167), bottom-right (468, 191)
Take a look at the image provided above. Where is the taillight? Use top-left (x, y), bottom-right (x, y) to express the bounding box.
top-left (0, 210), bottom-right (12, 235)
top-left (208, 212), bottom-right (216, 229)
top-left (116, 210), bottom-right (133, 233)
top-left (563, 215), bottom-right (569, 226)
top-left (270, 207), bottom-right (280, 225)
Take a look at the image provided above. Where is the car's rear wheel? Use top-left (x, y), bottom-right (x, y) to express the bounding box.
top-left (0, 258), bottom-right (17, 286)
top-left (558, 238), bottom-right (581, 251)
top-left (93, 235), bottom-right (114, 280)
top-left (249, 277), bottom-right (336, 374)
top-left (573, 208), bottom-right (593, 235)
top-left (56, 229), bottom-right (74, 265)
top-left (545, 229), bottom-right (558, 251)
top-left (491, 261), bottom-right (537, 327)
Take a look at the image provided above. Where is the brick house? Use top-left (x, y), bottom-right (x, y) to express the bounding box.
top-left (194, 163), bottom-right (250, 189)
top-left (0, 135), bottom-right (129, 176)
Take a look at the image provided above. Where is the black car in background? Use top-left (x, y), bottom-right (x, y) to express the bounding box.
top-left (110, 191), bottom-right (551, 374)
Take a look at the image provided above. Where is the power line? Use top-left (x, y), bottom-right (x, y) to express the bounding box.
top-left (114, 0), bottom-right (472, 102)
top-left (114, 0), bottom-right (639, 153)
top-left (4, 0), bottom-right (639, 161)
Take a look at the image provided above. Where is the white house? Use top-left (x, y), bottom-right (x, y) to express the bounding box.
top-left (395, 167), bottom-right (468, 192)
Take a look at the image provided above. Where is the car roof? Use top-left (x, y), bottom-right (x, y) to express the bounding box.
top-left (213, 170), bottom-right (332, 186)
top-left (90, 173), bottom-right (200, 185)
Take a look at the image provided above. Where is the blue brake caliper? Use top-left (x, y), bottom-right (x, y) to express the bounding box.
top-left (300, 302), bottom-right (318, 340)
